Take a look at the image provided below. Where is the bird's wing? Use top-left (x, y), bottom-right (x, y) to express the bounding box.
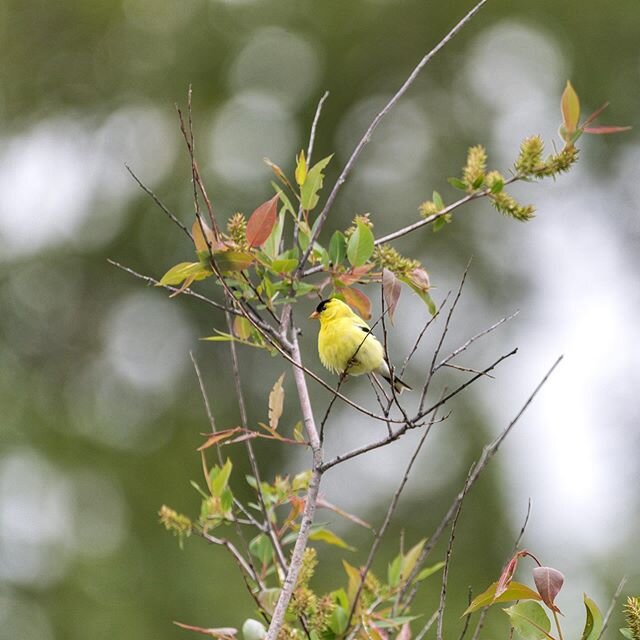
top-left (352, 318), bottom-right (372, 334)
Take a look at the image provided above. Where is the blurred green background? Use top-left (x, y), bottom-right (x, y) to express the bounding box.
top-left (1, 0), bottom-right (639, 638)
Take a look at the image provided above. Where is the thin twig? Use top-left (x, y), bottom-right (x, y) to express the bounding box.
top-left (598, 576), bottom-right (628, 640)
top-left (443, 363), bottom-right (496, 378)
top-left (225, 309), bottom-right (289, 576)
top-left (436, 469), bottom-right (472, 640)
top-left (265, 328), bottom-right (323, 640)
top-left (125, 164), bottom-right (193, 241)
top-left (399, 356), bottom-right (564, 609)
top-left (435, 311), bottom-right (520, 373)
top-left (415, 609), bottom-right (440, 640)
top-left (297, 0), bottom-right (489, 274)
top-left (469, 608), bottom-right (488, 640)
top-left (347, 402), bottom-right (446, 630)
top-left (417, 348), bottom-right (518, 421)
top-left (458, 588), bottom-right (474, 640)
top-left (400, 291), bottom-right (451, 376)
top-left (419, 261), bottom-right (471, 414)
top-left (512, 499), bottom-right (532, 553)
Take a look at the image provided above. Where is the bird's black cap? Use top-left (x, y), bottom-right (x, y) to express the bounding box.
top-left (315, 299), bottom-right (332, 314)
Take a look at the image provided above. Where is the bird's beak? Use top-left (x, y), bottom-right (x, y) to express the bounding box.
top-left (309, 311), bottom-right (320, 319)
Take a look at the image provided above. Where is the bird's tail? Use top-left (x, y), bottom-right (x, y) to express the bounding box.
top-left (382, 373), bottom-right (412, 394)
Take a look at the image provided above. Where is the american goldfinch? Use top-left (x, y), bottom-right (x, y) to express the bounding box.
top-left (309, 298), bottom-right (411, 393)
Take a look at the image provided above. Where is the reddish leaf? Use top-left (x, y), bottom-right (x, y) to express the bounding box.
top-left (246, 195), bottom-right (279, 248)
top-left (173, 621), bottom-right (237, 638)
top-left (397, 623), bottom-right (412, 640)
top-left (583, 125), bottom-right (631, 135)
top-left (340, 287), bottom-right (372, 320)
top-left (533, 566), bottom-right (564, 612)
top-left (407, 267), bottom-right (430, 292)
top-left (197, 428), bottom-right (242, 451)
top-left (382, 268), bottom-right (402, 325)
top-left (581, 102), bottom-right (610, 128)
top-left (463, 581), bottom-right (542, 616)
top-left (561, 80), bottom-right (580, 134)
top-left (496, 550), bottom-right (530, 599)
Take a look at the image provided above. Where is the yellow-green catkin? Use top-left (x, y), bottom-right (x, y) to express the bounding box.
top-left (489, 191), bottom-right (536, 222)
top-left (374, 244), bottom-right (420, 276)
top-left (227, 212), bottom-right (248, 247)
top-left (419, 200), bottom-right (440, 217)
top-left (463, 145), bottom-right (487, 190)
top-left (158, 505), bottom-right (192, 539)
top-left (345, 213), bottom-right (373, 238)
top-left (625, 597), bottom-right (640, 640)
top-left (514, 135), bottom-right (545, 175)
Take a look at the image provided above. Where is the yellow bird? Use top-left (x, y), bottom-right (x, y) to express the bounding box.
top-left (310, 298), bottom-right (411, 393)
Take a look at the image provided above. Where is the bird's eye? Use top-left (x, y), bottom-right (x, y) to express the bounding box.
top-left (315, 299), bottom-right (330, 314)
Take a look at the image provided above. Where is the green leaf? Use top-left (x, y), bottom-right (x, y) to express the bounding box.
top-left (328, 606), bottom-right (348, 635)
top-left (464, 581), bottom-right (542, 616)
top-left (220, 487), bottom-right (234, 513)
top-left (415, 561), bottom-right (445, 582)
top-left (268, 373), bottom-right (285, 431)
top-left (210, 458), bottom-right (233, 497)
top-left (490, 178), bottom-right (504, 194)
top-left (309, 528), bottom-right (355, 551)
top-left (213, 251), bottom-right (255, 272)
top-left (295, 149), bottom-right (307, 186)
top-left (249, 534), bottom-right (274, 565)
top-left (448, 177), bottom-right (467, 191)
top-left (300, 154), bottom-right (333, 210)
top-left (581, 594), bottom-right (603, 640)
top-left (262, 211), bottom-right (285, 259)
top-left (388, 553), bottom-right (402, 588)
top-left (472, 175), bottom-right (485, 189)
top-left (158, 261), bottom-right (210, 286)
top-left (400, 539), bottom-right (427, 583)
top-left (432, 190), bottom-right (444, 210)
top-left (329, 231), bottom-right (347, 266)
top-left (432, 215), bottom-right (451, 232)
top-left (270, 258), bottom-right (298, 274)
top-left (504, 601), bottom-right (552, 640)
top-left (258, 588), bottom-right (280, 615)
top-left (346, 222), bottom-right (375, 267)
top-left (271, 183), bottom-right (296, 216)
top-left (620, 628), bottom-right (634, 639)
top-left (297, 221), bottom-right (312, 251)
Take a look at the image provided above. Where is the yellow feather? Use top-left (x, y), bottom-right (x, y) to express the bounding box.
top-left (311, 298), bottom-right (411, 393)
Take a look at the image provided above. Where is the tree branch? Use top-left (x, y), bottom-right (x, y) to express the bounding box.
top-left (297, 0), bottom-right (489, 274)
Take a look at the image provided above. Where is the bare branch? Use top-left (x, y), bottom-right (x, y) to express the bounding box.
top-left (125, 164), bottom-right (193, 241)
top-left (598, 576), bottom-right (628, 640)
top-left (400, 291), bottom-right (451, 376)
top-left (307, 91), bottom-right (330, 162)
top-left (434, 311), bottom-right (520, 373)
top-left (225, 309), bottom-right (289, 576)
top-left (347, 402), bottom-right (446, 629)
top-left (400, 356), bottom-right (564, 608)
top-left (512, 498), bottom-right (532, 553)
top-left (415, 609), bottom-right (440, 640)
top-left (265, 330), bottom-right (323, 640)
top-left (458, 588), bottom-right (474, 640)
top-left (436, 469), bottom-right (471, 640)
top-left (297, 0), bottom-right (489, 273)
top-left (469, 608), bottom-right (489, 640)
top-left (419, 262), bottom-right (471, 414)
top-left (417, 348), bottom-right (518, 421)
